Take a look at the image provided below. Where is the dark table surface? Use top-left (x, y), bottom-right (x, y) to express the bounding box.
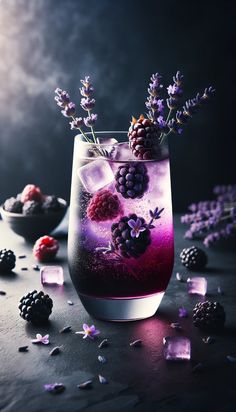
top-left (0, 215), bottom-right (236, 412)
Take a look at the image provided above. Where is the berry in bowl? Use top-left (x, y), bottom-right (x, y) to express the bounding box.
top-left (0, 184), bottom-right (67, 241)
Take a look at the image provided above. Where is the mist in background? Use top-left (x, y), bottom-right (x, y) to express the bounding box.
top-left (0, 0), bottom-right (235, 211)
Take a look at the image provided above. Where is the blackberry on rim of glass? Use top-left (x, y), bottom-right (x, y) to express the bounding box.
top-left (180, 246), bottom-right (207, 270)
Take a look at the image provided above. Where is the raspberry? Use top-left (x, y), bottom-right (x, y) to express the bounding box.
top-left (3, 197), bottom-right (23, 213)
top-left (128, 115), bottom-right (161, 160)
top-left (87, 189), bottom-right (122, 222)
top-left (22, 200), bottom-right (43, 215)
top-left (42, 196), bottom-right (61, 213)
top-left (180, 246), bottom-right (207, 270)
top-left (33, 236), bottom-right (59, 262)
top-left (115, 163), bottom-right (149, 199)
top-left (111, 214), bottom-right (151, 258)
top-left (21, 184), bottom-right (43, 203)
top-left (193, 301), bottom-right (225, 331)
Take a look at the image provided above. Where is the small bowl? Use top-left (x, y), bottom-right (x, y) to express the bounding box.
top-left (0, 198), bottom-right (67, 241)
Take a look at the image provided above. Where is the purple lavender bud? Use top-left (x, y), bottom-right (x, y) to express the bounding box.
top-left (61, 102), bottom-right (76, 117)
top-left (80, 97), bottom-right (95, 111)
top-left (184, 229), bottom-right (194, 239)
top-left (167, 84), bottom-right (183, 98)
top-left (203, 231), bottom-right (221, 247)
top-left (168, 118), bottom-right (183, 134)
top-left (55, 88), bottom-right (63, 96)
top-left (84, 113), bottom-right (98, 127)
top-left (200, 86), bottom-right (215, 102)
top-left (176, 110), bottom-right (188, 124)
top-left (148, 73), bottom-right (163, 97)
top-left (167, 97), bottom-right (178, 110)
top-left (80, 76), bottom-right (91, 87)
top-left (80, 85), bottom-right (94, 97)
top-left (55, 91), bottom-right (70, 108)
top-left (157, 116), bottom-right (169, 133)
top-left (173, 71), bottom-right (184, 86)
top-left (69, 117), bottom-right (83, 130)
top-left (146, 97), bottom-right (164, 113)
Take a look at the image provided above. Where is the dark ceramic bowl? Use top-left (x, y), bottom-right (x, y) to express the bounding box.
top-left (0, 198), bottom-right (67, 241)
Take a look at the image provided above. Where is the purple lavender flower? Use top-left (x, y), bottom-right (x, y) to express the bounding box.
top-left (167, 97), bottom-right (178, 110)
top-left (75, 323), bottom-right (100, 339)
top-left (61, 102), bottom-right (76, 117)
top-left (80, 97), bottom-right (95, 111)
top-left (69, 117), bottom-right (83, 130)
top-left (31, 333), bottom-right (50, 345)
top-left (146, 97), bottom-right (164, 113)
top-left (176, 110), bottom-right (188, 124)
top-left (157, 116), bottom-right (169, 133)
top-left (148, 73), bottom-right (163, 97)
top-left (179, 307), bottom-right (188, 318)
top-left (55, 90), bottom-right (70, 108)
top-left (167, 84), bottom-right (183, 98)
top-left (173, 70), bottom-right (184, 86)
top-left (83, 114), bottom-right (98, 127)
top-left (168, 118), bottom-right (183, 134)
top-left (44, 383), bottom-right (65, 394)
top-left (128, 218), bottom-right (146, 238)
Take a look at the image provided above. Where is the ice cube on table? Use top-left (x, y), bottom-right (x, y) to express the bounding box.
top-left (77, 159), bottom-right (114, 193)
top-left (163, 336), bottom-right (191, 361)
top-left (187, 276), bottom-right (207, 296)
top-left (41, 266), bottom-right (64, 286)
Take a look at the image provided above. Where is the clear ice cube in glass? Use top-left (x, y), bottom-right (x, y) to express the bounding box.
top-left (77, 158), bottom-right (115, 193)
top-left (41, 266), bottom-right (64, 285)
top-left (187, 276), bottom-right (207, 296)
top-left (163, 336), bottom-right (191, 361)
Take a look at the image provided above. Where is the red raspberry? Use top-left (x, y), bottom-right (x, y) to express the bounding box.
top-left (21, 184), bottom-right (43, 203)
top-left (87, 189), bottom-right (122, 222)
top-left (33, 236), bottom-right (59, 262)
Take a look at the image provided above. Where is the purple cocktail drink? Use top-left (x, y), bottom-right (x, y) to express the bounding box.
top-left (68, 133), bottom-right (174, 320)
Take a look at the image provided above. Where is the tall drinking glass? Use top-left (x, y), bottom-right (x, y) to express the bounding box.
top-left (68, 132), bottom-right (174, 321)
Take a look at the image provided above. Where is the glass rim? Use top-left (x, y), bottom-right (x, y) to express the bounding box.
top-left (75, 131), bottom-right (128, 146)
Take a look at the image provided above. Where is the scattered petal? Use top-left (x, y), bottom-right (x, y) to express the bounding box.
top-left (192, 363), bottom-right (204, 373)
top-left (202, 336), bottom-right (215, 344)
top-left (179, 307), bottom-right (188, 318)
top-left (21, 267), bottom-right (28, 271)
top-left (98, 355), bottom-right (107, 363)
top-left (32, 264), bottom-right (40, 271)
top-left (18, 255), bottom-right (26, 259)
top-left (49, 346), bottom-right (61, 356)
top-left (227, 355), bottom-right (236, 363)
top-left (217, 286), bottom-right (224, 295)
top-left (59, 326), bottom-right (72, 334)
top-left (44, 383), bottom-right (65, 394)
top-left (98, 374), bottom-right (108, 384)
top-left (130, 339), bottom-right (142, 347)
top-left (0, 290), bottom-right (6, 295)
top-left (77, 380), bottom-right (93, 389)
top-left (75, 324), bottom-right (100, 339)
top-left (31, 333), bottom-right (50, 345)
top-left (67, 300), bottom-right (74, 306)
top-left (170, 322), bottom-right (182, 331)
top-left (98, 339), bottom-right (108, 348)
top-left (18, 346), bottom-right (28, 352)
top-left (176, 272), bottom-right (184, 282)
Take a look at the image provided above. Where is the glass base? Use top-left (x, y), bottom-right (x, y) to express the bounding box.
top-left (79, 292), bottom-right (165, 321)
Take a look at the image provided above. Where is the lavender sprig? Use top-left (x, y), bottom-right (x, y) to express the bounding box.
top-left (54, 76), bottom-right (98, 145)
top-left (181, 185), bottom-right (236, 246)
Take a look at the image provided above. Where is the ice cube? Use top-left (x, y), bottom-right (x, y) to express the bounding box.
top-left (77, 159), bottom-right (115, 193)
top-left (114, 142), bottom-right (133, 161)
top-left (41, 266), bottom-right (64, 286)
top-left (187, 276), bottom-right (207, 296)
top-left (163, 336), bottom-right (191, 361)
top-left (99, 137), bottom-right (118, 158)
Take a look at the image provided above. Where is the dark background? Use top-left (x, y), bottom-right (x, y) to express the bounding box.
top-left (0, 0), bottom-right (235, 211)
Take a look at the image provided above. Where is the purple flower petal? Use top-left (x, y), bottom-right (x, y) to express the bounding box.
top-left (127, 219), bottom-right (137, 229)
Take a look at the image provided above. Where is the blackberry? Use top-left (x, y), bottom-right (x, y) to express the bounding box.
top-left (19, 290), bottom-right (53, 324)
top-left (3, 197), bottom-right (23, 213)
top-left (0, 249), bottom-right (16, 273)
top-left (42, 195), bottom-right (61, 213)
top-left (193, 301), bottom-right (225, 331)
top-left (22, 200), bottom-right (43, 215)
top-left (111, 214), bottom-right (151, 258)
top-left (128, 115), bottom-right (161, 160)
top-left (115, 163), bottom-right (149, 199)
top-left (180, 246), bottom-right (207, 270)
